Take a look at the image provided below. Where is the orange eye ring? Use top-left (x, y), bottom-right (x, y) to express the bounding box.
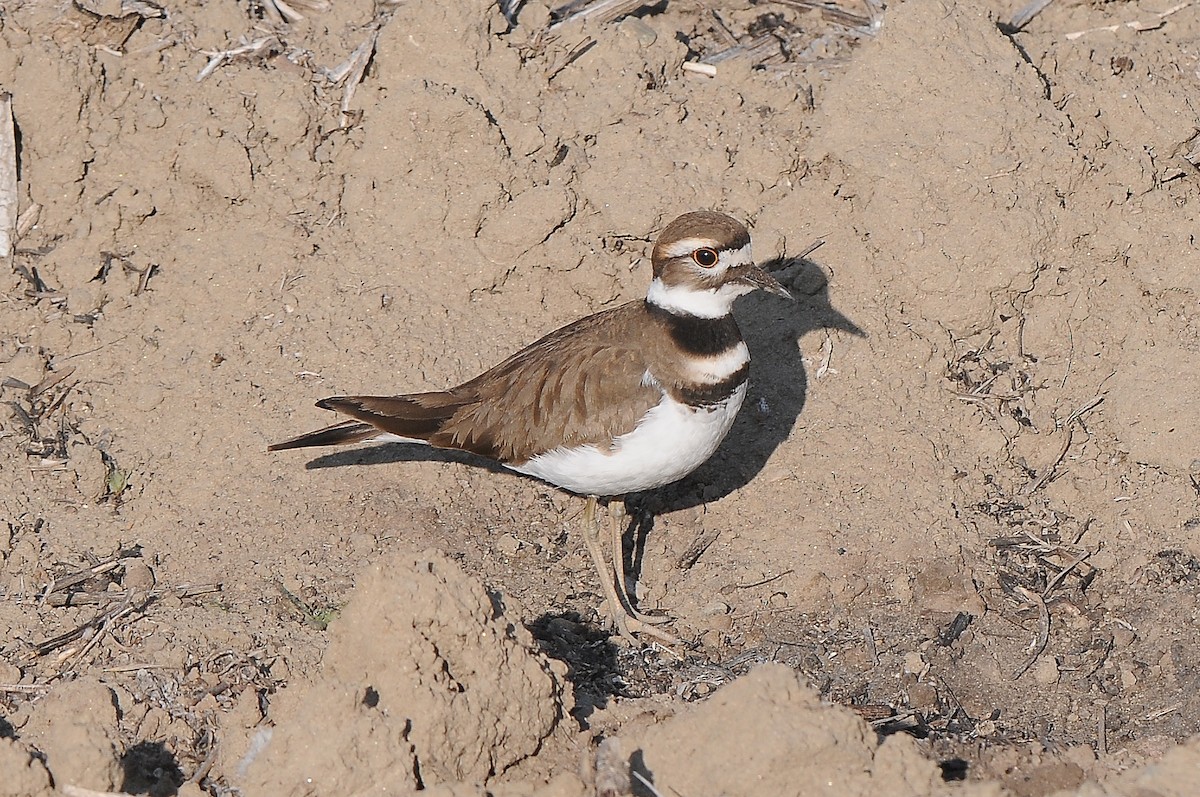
top-left (692, 247), bottom-right (719, 268)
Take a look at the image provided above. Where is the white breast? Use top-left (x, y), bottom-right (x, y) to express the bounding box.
top-left (511, 382), bottom-right (748, 496)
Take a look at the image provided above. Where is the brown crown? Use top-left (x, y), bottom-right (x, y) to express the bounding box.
top-left (651, 211), bottom-right (751, 275)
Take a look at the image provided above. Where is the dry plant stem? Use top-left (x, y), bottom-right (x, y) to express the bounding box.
top-left (774, 0), bottom-right (873, 28)
top-left (549, 0), bottom-right (645, 30)
top-left (1042, 547), bottom-right (1093, 597)
top-left (38, 555), bottom-right (122, 600)
top-left (1143, 702), bottom-right (1183, 721)
top-left (676, 527), bottom-right (720, 569)
top-left (546, 38), bottom-right (596, 80)
top-left (0, 683), bottom-right (50, 693)
top-left (630, 770), bottom-right (663, 797)
top-left (63, 786), bottom-right (130, 797)
top-left (189, 740), bottom-right (220, 785)
top-left (1023, 395), bottom-right (1104, 495)
top-left (795, 238), bottom-right (826, 260)
top-left (863, 626), bottom-right (879, 667)
top-left (331, 29), bottom-right (380, 127)
top-left (1011, 586), bottom-right (1050, 680)
top-left (1008, 0), bottom-right (1054, 31)
top-left (44, 583), bottom-right (220, 608)
top-left (815, 332), bottom-right (835, 379)
top-left (735, 569), bottom-right (793, 589)
top-left (197, 35), bottom-right (280, 82)
top-left (1065, 1), bottom-right (1191, 40)
top-left (682, 62), bottom-right (717, 78)
top-left (0, 91), bottom-right (16, 263)
top-left (1023, 425), bottom-right (1073, 496)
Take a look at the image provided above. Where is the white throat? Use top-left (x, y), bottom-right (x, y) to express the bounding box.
top-left (645, 277), bottom-right (752, 319)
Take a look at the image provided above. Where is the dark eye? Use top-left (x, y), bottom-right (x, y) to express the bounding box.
top-left (692, 248), bottom-right (719, 268)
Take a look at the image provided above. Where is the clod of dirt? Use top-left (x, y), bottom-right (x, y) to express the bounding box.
top-left (625, 663), bottom-right (958, 796)
top-left (0, 738), bottom-right (52, 797)
top-left (21, 677), bottom-right (123, 792)
top-left (1070, 735), bottom-right (1200, 797)
top-left (241, 550), bottom-right (572, 795)
top-left (810, 0), bottom-right (1076, 336)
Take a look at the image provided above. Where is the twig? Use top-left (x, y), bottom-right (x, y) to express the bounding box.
top-left (1023, 395), bottom-right (1104, 495)
top-left (189, 736), bottom-right (220, 785)
top-left (1065, 2), bottom-right (1191, 40)
top-left (48, 333), bottom-right (132, 367)
top-left (549, 0), bottom-right (646, 30)
top-left (774, 0), bottom-right (873, 29)
top-left (630, 770), bottom-right (664, 797)
top-left (42, 583), bottom-right (222, 607)
top-left (1023, 426), bottom-right (1073, 496)
top-left (676, 528), bottom-right (720, 570)
top-left (0, 683), bottom-right (51, 693)
top-left (1041, 547), bottom-right (1093, 597)
top-left (735, 569), bottom-right (793, 589)
top-left (795, 238), bottom-right (826, 260)
top-left (814, 332), bottom-right (835, 379)
top-left (29, 365), bottom-right (77, 398)
top-left (134, 263), bottom-right (158, 295)
top-left (1142, 702), bottom-right (1183, 722)
top-left (197, 35), bottom-right (281, 82)
top-left (100, 663), bottom-right (173, 673)
top-left (322, 29), bottom-right (380, 127)
top-left (682, 61), bottom-right (718, 78)
top-left (1010, 586), bottom-right (1050, 679)
top-left (863, 626), bottom-right (879, 667)
top-left (38, 555), bottom-right (125, 601)
top-left (546, 38), bottom-right (596, 80)
top-left (1007, 0), bottom-right (1054, 32)
top-left (0, 91), bottom-right (16, 264)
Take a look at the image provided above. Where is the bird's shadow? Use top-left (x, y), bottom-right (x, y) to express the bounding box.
top-left (301, 439), bottom-right (513, 473)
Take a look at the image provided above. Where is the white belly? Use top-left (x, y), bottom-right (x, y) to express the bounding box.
top-left (511, 383), bottom-right (748, 496)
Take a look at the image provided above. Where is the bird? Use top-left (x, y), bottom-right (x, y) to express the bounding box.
top-left (269, 210), bottom-right (791, 644)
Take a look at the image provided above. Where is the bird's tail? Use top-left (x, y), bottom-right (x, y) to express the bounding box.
top-left (267, 393), bottom-right (467, 451)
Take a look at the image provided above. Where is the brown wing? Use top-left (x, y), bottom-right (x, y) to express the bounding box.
top-left (270, 302), bottom-right (664, 463)
top-left (430, 303), bottom-right (663, 464)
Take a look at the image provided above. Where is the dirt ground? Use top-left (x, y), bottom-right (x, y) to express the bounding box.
top-left (1, 0), bottom-right (1198, 795)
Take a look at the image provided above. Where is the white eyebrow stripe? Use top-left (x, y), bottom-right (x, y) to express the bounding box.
top-left (661, 237), bottom-right (724, 259)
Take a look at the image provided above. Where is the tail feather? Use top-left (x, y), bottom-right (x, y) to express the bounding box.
top-left (316, 394), bottom-right (467, 440)
top-left (267, 419), bottom-right (380, 451)
top-left (269, 393), bottom-right (469, 452)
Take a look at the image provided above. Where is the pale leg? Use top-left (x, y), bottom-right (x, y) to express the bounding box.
top-left (582, 496), bottom-right (676, 645)
top-left (608, 502), bottom-right (671, 626)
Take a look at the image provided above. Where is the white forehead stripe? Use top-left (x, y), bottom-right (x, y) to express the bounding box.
top-left (717, 242), bottom-right (754, 267)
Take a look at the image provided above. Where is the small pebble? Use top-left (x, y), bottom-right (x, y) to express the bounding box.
top-left (496, 533), bottom-right (522, 556)
top-left (1032, 656), bottom-right (1059, 685)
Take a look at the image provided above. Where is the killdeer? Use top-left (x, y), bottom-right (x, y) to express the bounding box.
top-left (270, 211), bottom-right (790, 644)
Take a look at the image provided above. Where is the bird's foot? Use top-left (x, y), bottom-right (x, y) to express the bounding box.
top-left (603, 602), bottom-right (679, 648)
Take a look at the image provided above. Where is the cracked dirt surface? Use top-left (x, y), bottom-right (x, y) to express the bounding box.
top-left (1, 0), bottom-right (1198, 795)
